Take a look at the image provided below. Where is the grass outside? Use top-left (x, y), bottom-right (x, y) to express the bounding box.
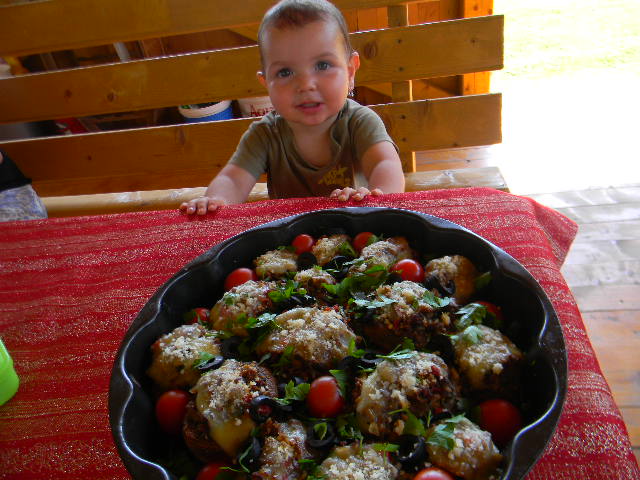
top-left (488, 0), bottom-right (640, 194)
top-left (494, 0), bottom-right (640, 80)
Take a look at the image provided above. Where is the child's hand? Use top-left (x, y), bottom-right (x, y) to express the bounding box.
top-left (179, 196), bottom-right (226, 215)
top-left (330, 187), bottom-right (383, 202)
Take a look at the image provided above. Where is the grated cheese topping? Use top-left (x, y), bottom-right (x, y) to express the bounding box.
top-left (254, 248), bottom-right (298, 278)
top-left (146, 323), bottom-right (220, 389)
top-left (311, 234), bottom-right (351, 265)
top-left (452, 324), bottom-right (523, 390)
top-left (356, 352), bottom-right (454, 436)
top-left (256, 306), bottom-right (356, 367)
top-left (318, 443), bottom-right (398, 480)
top-left (427, 417), bottom-right (502, 480)
top-left (210, 280), bottom-right (275, 336)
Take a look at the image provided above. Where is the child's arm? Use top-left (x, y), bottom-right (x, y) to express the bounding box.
top-left (330, 141), bottom-right (405, 201)
top-left (179, 164), bottom-right (257, 215)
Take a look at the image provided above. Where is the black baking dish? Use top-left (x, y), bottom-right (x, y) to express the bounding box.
top-left (109, 207), bottom-right (567, 480)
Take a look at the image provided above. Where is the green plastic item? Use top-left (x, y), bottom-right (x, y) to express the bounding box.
top-left (0, 338), bottom-right (19, 406)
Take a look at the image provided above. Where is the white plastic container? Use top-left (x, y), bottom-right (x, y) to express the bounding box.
top-left (178, 100), bottom-right (233, 123)
top-left (237, 96), bottom-right (275, 118)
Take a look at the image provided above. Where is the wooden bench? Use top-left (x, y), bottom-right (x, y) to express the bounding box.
top-left (0, 0), bottom-right (505, 217)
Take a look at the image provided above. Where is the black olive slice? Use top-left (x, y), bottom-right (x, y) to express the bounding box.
top-left (195, 355), bottom-right (224, 372)
top-left (297, 252), bottom-right (318, 270)
top-left (306, 421), bottom-right (337, 449)
top-left (425, 334), bottom-right (455, 365)
top-left (249, 395), bottom-right (292, 423)
top-left (239, 436), bottom-right (262, 472)
top-left (220, 336), bottom-right (243, 359)
top-left (387, 272), bottom-right (403, 284)
top-left (394, 434), bottom-right (427, 471)
top-left (326, 255), bottom-right (350, 272)
top-left (424, 274), bottom-right (456, 298)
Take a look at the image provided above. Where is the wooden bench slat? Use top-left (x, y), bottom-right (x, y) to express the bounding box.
top-left (0, 16), bottom-right (502, 124)
top-left (0, 0), bottom-right (422, 57)
top-left (40, 167), bottom-right (508, 217)
top-left (1, 94), bottom-right (501, 196)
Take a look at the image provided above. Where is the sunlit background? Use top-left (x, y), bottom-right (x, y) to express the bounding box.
top-left (490, 0), bottom-right (640, 194)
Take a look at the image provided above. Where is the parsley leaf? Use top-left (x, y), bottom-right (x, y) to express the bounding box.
top-left (338, 241), bottom-right (357, 258)
top-left (192, 351), bottom-right (215, 369)
top-left (352, 294), bottom-right (396, 309)
top-left (277, 380), bottom-right (310, 405)
top-left (426, 414), bottom-right (467, 450)
top-left (347, 338), bottom-right (366, 358)
top-left (422, 290), bottom-right (452, 308)
top-left (389, 408), bottom-right (426, 436)
top-left (377, 338), bottom-right (416, 361)
top-left (329, 369), bottom-right (349, 398)
top-left (298, 459), bottom-right (326, 480)
top-left (268, 280), bottom-right (309, 303)
top-left (373, 442), bottom-right (400, 453)
top-left (460, 325), bottom-right (484, 344)
top-left (455, 303), bottom-right (488, 330)
top-left (273, 344), bottom-right (295, 372)
top-left (314, 422), bottom-right (328, 440)
top-left (336, 413), bottom-right (364, 443)
top-left (474, 271), bottom-right (492, 290)
top-left (244, 312), bottom-right (278, 330)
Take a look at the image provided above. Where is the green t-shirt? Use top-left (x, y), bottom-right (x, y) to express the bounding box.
top-left (228, 99), bottom-right (397, 199)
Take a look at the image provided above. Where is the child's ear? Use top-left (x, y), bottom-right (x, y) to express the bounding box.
top-left (257, 71), bottom-right (266, 87)
top-left (348, 51), bottom-right (360, 82)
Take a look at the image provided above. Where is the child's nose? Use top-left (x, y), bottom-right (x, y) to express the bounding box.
top-left (296, 72), bottom-right (316, 92)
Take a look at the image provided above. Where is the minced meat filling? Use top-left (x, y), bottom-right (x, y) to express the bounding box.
top-left (356, 352), bottom-right (457, 438)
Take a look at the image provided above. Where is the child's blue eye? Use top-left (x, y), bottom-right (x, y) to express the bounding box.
top-left (316, 61), bottom-right (331, 71)
top-left (276, 68), bottom-right (292, 78)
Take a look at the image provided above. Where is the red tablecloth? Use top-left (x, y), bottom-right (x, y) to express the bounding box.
top-left (0, 188), bottom-right (637, 479)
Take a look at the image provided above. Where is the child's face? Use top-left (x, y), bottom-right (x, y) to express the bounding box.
top-left (258, 20), bottom-right (359, 131)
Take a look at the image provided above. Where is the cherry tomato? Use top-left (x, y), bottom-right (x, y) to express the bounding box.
top-left (477, 398), bottom-right (523, 446)
top-left (224, 267), bottom-right (257, 291)
top-left (196, 460), bottom-right (231, 480)
top-left (413, 467), bottom-right (455, 480)
top-left (391, 259), bottom-right (425, 282)
top-left (306, 376), bottom-right (344, 418)
top-left (292, 234), bottom-right (315, 254)
top-left (155, 389), bottom-right (190, 435)
top-left (184, 307), bottom-right (210, 325)
top-left (476, 300), bottom-right (504, 324)
top-left (353, 231), bottom-right (375, 253)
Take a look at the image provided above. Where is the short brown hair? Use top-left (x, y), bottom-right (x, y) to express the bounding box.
top-left (258, 0), bottom-right (353, 66)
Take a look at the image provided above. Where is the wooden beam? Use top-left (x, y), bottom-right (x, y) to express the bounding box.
top-left (1, 94), bottom-right (502, 196)
top-left (461, 0), bottom-right (494, 95)
top-left (0, 0), bottom-right (418, 57)
top-left (387, 3), bottom-right (415, 172)
top-left (41, 166), bottom-right (508, 217)
top-left (0, 16), bottom-right (503, 124)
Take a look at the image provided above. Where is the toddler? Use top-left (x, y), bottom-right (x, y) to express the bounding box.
top-left (180, 0), bottom-right (405, 215)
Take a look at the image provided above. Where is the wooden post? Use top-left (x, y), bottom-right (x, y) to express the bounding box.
top-left (461, 0), bottom-right (494, 95)
top-left (387, 4), bottom-right (416, 173)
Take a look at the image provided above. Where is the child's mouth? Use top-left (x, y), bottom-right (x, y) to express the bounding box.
top-left (298, 102), bottom-right (322, 109)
